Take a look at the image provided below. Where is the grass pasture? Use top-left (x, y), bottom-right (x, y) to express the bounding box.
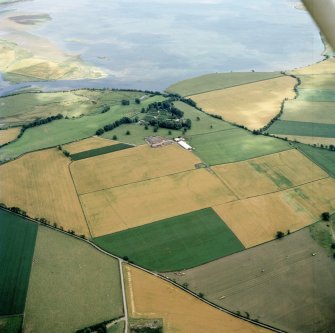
top-left (0, 315), bottom-right (23, 333)
top-left (281, 100), bottom-right (335, 124)
top-left (297, 89), bottom-right (335, 102)
top-left (0, 148), bottom-right (89, 236)
top-left (80, 168), bottom-right (236, 237)
top-left (0, 209), bottom-right (37, 315)
top-left (213, 177), bottom-right (335, 248)
top-left (267, 120), bottom-right (335, 138)
top-left (124, 265), bottom-right (270, 333)
top-left (63, 136), bottom-right (118, 155)
top-left (0, 128), bottom-right (20, 146)
top-left (24, 227), bottom-right (123, 333)
top-left (189, 129), bottom-right (291, 165)
top-left (294, 143), bottom-right (335, 177)
top-left (189, 76), bottom-right (296, 130)
top-left (166, 72), bottom-right (282, 97)
top-left (94, 208), bottom-right (244, 272)
top-left (71, 144), bottom-right (201, 194)
top-left (166, 228), bottom-right (335, 333)
top-left (70, 142), bottom-right (133, 161)
top-left (212, 149), bottom-right (328, 199)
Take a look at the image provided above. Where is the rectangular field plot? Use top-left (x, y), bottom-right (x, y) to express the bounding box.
top-left (94, 208), bottom-right (244, 272)
top-left (281, 100), bottom-right (335, 124)
top-left (125, 265), bottom-right (269, 333)
top-left (267, 120), bottom-right (335, 138)
top-left (80, 168), bottom-right (236, 237)
top-left (298, 74), bottom-right (335, 90)
top-left (294, 143), bottom-right (335, 177)
top-left (297, 89), bottom-right (335, 102)
top-left (213, 178), bottom-right (335, 248)
top-left (70, 142), bottom-right (133, 161)
top-left (0, 315), bottom-right (23, 333)
top-left (165, 228), bottom-right (335, 333)
top-left (24, 227), bottom-right (123, 333)
top-left (166, 72), bottom-right (282, 97)
top-left (0, 148), bottom-right (89, 236)
top-left (0, 209), bottom-right (37, 315)
top-left (189, 76), bottom-right (296, 130)
top-left (189, 129), bottom-right (291, 165)
top-left (71, 144), bottom-right (201, 194)
top-left (63, 137), bottom-right (118, 155)
top-left (212, 149), bottom-right (328, 199)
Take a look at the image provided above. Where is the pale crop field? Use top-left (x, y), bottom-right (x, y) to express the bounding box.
top-left (298, 74), bottom-right (335, 90)
top-left (212, 149), bottom-right (328, 199)
top-left (289, 58), bottom-right (335, 75)
top-left (189, 76), bottom-right (296, 130)
top-left (63, 136), bottom-right (118, 155)
top-left (213, 177), bottom-right (335, 248)
top-left (71, 144), bottom-right (201, 194)
top-left (80, 168), bottom-right (237, 237)
top-left (0, 127), bottom-right (20, 145)
top-left (0, 148), bottom-right (89, 236)
top-left (124, 265), bottom-right (271, 333)
top-left (275, 134), bottom-right (335, 147)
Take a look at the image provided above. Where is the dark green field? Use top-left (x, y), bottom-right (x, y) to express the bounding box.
top-left (70, 143), bottom-right (133, 161)
top-left (0, 209), bottom-right (38, 315)
top-left (93, 208), bottom-right (244, 272)
top-left (0, 315), bottom-right (23, 333)
top-left (267, 120), bottom-right (335, 138)
top-left (294, 143), bottom-right (335, 177)
top-left (189, 129), bottom-right (291, 165)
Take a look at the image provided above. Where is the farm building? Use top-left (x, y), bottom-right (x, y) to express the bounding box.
top-left (145, 136), bottom-right (174, 148)
top-left (174, 138), bottom-right (193, 150)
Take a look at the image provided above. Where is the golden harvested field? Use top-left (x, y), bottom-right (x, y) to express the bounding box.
top-left (212, 149), bottom-right (328, 199)
top-left (71, 144), bottom-right (201, 194)
top-left (63, 136), bottom-right (118, 155)
top-left (289, 58), bottom-right (335, 75)
top-left (0, 148), bottom-right (89, 236)
top-left (124, 265), bottom-right (270, 333)
top-left (80, 168), bottom-right (236, 237)
top-left (213, 177), bottom-right (335, 248)
top-left (0, 127), bottom-right (20, 145)
top-left (275, 134), bottom-right (335, 147)
top-left (189, 76), bottom-right (296, 130)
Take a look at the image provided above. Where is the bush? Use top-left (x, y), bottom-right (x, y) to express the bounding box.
top-left (276, 231), bottom-right (285, 239)
top-left (121, 99), bottom-right (130, 105)
top-left (126, 130), bottom-right (131, 135)
top-left (112, 135), bottom-right (118, 140)
top-left (321, 212), bottom-right (330, 221)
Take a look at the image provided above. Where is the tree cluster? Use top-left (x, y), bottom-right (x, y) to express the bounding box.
top-left (96, 116), bottom-right (133, 136)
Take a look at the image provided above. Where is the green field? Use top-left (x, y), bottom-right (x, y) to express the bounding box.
top-left (281, 101), bottom-right (335, 124)
top-left (298, 90), bottom-right (335, 102)
top-left (294, 143), bottom-right (335, 177)
top-left (267, 120), bottom-right (335, 138)
top-left (0, 209), bottom-right (37, 316)
top-left (107, 321), bottom-right (125, 333)
top-left (0, 315), bottom-right (22, 333)
top-left (0, 90), bottom-right (145, 126)
top-left (93, 208), bottom-right (244, 272)
top-left (166, 72), bottom-right (282, 96)
top-left (24, 227), bottom-right (123, 333)
top-left (0, 95), bottom-right (163, 161)
top-left (70, 143), bottom-right (133, 161)
top-left (189, 129), bottom-right (291, 165)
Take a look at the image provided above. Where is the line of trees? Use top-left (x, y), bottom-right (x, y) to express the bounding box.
top-left (95, 116), bottom-right (134, 136)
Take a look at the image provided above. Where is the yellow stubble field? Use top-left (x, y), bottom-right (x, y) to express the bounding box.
top-left (0, 148), bottom-right (89, 236)
top-left (289, 58), bottom-right (335, 75)
top-left (71, 144), bottom-right (202, 194)
top-left (124, 265), bottom-right (271, 333)
top-left (212, 149), bottom-right (328, 199)
top-left (80, 168), bottom-right (236, 237)
top-left (63, 136), bottom-right (118, 155)
top-left (189, 76), bottom-right (296, 130)
top-left (0, 127), bottom-right (20, 146)
top-left (213, 177), bottom-right (335, 248)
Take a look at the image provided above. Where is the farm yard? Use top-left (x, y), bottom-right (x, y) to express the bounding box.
top-left (93, 208), bottom-right (244, 272)
top-left (0, 209), bottom-right (37, 316)
top-left (165, 228), bottom-right (335, 333)
top-left (124, 265), bottom-right (271, 333)
top-left (213, 177), bottom-right (335, 248)
top-left (166, 72), bottom-right (283, 97)
top-left (24, 226), bottom-right (123, 333)
top-left (0, 148), bottom-right (89, 236)
top-left (188, 129), bottom-right (291, 165)
top-left (80, 168), bottom-right (236, 237)
top-left (0, 128), bottom-right (20, 146)
top-left (71, 144), bottom-right (201, 194)
top-left (189, 76), bottom-right (296, 130)
top-left (211, 149), bottom-right (328, 199)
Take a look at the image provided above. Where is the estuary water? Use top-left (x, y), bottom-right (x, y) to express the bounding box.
top-left (0, 0), bottom-right (324, 93)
